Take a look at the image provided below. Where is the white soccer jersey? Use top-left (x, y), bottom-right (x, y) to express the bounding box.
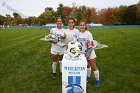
top-left (64, 28), bottom-right (79, 43)
top-left (50, 27), bottom-right (65, 52)
top-left (78, 30), bottom-right (93, 54)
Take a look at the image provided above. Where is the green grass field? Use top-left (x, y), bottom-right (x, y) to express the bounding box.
top-left (0, 28), bottom-right (140, 93)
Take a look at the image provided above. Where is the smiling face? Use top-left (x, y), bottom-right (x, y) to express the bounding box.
top-left (56, 18), bottom-right (62, 29)
top-left (79, 21), bottom-right (86, 32)
top-left (68, 19), bottom-right (75, 30)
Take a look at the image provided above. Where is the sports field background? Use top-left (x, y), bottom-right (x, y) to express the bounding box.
top-left (0, 28), bottom-right (139, 93)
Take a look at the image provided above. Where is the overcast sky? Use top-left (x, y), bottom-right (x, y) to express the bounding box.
top-left (0, 0), bottom-right (139, 18)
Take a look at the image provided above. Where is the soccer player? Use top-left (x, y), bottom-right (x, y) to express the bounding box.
top-left (78, 20), bottom-right (100, 87)
top-left (50, 17), bottom-right (65, 78)
top-left (63, 18), bottom-right (79, 44)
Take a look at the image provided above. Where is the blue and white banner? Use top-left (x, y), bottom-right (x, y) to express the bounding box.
top-left (62, 54), bottom-right (87, 93)
top-left (68, 76), bottom-right (81, 85)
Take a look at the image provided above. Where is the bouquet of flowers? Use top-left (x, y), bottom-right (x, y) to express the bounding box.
top-left (44, 34), bottom-right (56, 41)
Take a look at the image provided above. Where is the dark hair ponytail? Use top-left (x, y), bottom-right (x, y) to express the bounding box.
top-left (69, 17), bottom-right (76, 23)
top-left (80, 20), bottom-right (88, 30)
top-left (69, 17), bottom-right (76, 28)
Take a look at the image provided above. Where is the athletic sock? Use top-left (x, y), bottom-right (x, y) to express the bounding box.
top-left (87, 67), bottom-right (91, 78)
top-left (93, 69), bottom-right (99, 80)
top-left (52, 62), bottom-right (57, 73)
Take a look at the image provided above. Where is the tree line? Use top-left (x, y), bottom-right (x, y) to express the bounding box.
top-left (0, 1), bottom-right (140, 26)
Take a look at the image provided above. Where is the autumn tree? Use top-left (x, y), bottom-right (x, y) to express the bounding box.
top-left (89, 8), bottom-right (97, 23)
top-left (96, 9), bottom-right (107, 24)
top-left (62, 6), bottom-right (72, 25)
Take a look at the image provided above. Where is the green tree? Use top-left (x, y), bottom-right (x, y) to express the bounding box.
top-left (5, 14), bottom-right (13, 26)
top-left (12, 13), bottom-right (23, 25)
top-left (56, 3), bottom-right (64, 18)
top-left (114, 5), bottom-right (128, 24)
top-left (0, 15), bottom-right (5, 25)
top-left (24, 16), bottom-right (38, 25)
top-left (124, 5), bottom-right (137, 24)
top-left (38, 7), bottom-right (54, 25)
top-left (13, 12), bottom-right (20, 18)
top-left (136, 3), bottom-right (140, 24)
top-left (74, 6), bottom-right (89, 24)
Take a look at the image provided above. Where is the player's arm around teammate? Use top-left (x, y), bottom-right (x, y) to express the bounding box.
top-left (78, 20), bottom-right (100, 87)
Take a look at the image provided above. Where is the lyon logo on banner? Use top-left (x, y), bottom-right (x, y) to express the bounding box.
top-left (62, 54), bottom-right (87, 93)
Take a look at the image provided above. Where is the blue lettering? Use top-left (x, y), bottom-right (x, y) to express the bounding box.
top-left (64, 67), bottom-right (67, 70)
top-left (66, 67), bottom-right (85, 71)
